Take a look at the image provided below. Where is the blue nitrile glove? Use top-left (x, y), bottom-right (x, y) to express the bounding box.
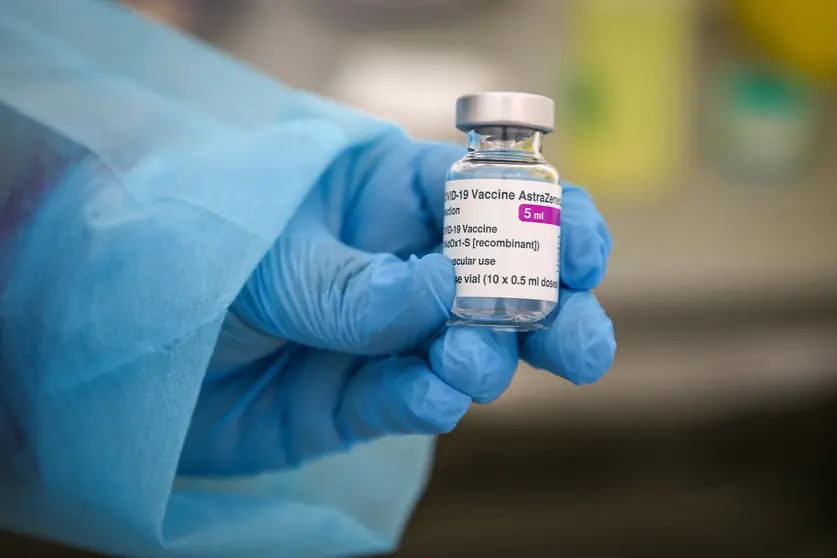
top-left (181, 135), bottom-right (615, 476)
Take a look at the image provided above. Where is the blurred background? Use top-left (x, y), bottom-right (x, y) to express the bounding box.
top-left (5, 0), bottom-right (837, 556)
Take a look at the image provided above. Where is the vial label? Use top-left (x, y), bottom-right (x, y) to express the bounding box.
top-left (443, 178), bottom-right (561, 302)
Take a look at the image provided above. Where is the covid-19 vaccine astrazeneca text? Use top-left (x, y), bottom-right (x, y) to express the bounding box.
top-left (444, 92), bottom-right (560, 331)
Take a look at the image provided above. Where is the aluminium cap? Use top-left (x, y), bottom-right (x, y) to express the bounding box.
top-left (455, 91), bottom-right (555, 133)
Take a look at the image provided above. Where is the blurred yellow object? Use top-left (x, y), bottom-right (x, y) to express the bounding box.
top-left (733, 0), bottom-right (837, 81)
top-left (557, 0), bottom-right (696, 204)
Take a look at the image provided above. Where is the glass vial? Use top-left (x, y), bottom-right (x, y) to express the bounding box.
top-left (444, 92), bottom-right (561, 331)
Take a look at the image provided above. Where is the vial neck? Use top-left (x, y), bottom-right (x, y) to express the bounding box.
top-left (467, 126), bottom-right (544, 162)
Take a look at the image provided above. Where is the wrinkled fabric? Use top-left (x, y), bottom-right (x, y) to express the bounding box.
top-left (0, 0), bottom-right (433, 556)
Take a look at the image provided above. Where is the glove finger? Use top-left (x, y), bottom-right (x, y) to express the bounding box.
top-left (234, 210), bottom-right (455, 355)
top-left (336, 355), bottom-right (472, 442)
top-left (184, 348), bottom-right (470, 474)
top-left (340, 138), bottom-right (464, 257)
top-left (429, 328), bottom-right (518, 404)
top-left (520, 289), bottom-right (616, 385)
top-left (560, 182), bottom-right (613, 290)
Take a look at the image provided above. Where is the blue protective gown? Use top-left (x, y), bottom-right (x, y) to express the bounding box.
top-left (0, 1), bottom-right (433, 556)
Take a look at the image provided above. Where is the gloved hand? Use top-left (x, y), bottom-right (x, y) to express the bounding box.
top-left (179, 132), bottom-right (615, 476)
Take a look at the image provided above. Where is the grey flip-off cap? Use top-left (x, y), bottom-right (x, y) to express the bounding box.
top-left (455, 91), bottom-right (555, 133)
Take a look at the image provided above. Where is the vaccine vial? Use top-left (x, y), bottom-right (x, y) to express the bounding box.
top-left (444, 92), bottom-right (561, 331)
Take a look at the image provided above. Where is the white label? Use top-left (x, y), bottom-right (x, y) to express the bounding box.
top-left (443, 178), bottom-right (561, 302)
